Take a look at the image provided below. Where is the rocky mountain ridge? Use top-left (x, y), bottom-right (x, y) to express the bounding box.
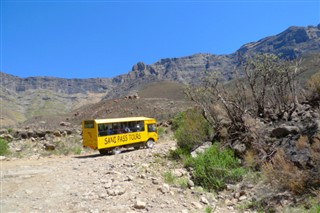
top-left (1, 24), bottom-right (319, 127)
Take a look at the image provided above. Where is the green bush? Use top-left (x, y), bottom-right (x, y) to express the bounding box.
top-left (158, 127), bottom-right (165, 136)
top-left (169, 147), bottom-right (190, 160)
top-left (173, 108), bottom-right (212, 152)
top-left (186, 143), bottom-right (245, 191)
top-left (163, 171), bottom-right (176, 184)
top-left (0, 138), bottom-right (10, 156)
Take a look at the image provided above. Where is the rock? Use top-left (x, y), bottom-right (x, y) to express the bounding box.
top-left (187, 179), bottom-right (195, 188)
top-left (200, 196), bottom-right (209, 205)
top-left (152, 179), bottom-right (159, 185)
top-left (59, 121), bottom-right (71, 127)
top-left (139, 174), bottom-right (146, 179)
top-left (0, 133), bottom-right (13, 141)
top-left (158, 184), bottom-right (170, 194)
top-left (233, 142), bottom-right (246, 153)
top-left (53, 131), bottom-right (62, 137)
top-left (271, 125), bottom-right (299, 138)
top-left (117, 188), bottom-right (126, 195)
top-left (133, 200), bottom-right (146, 209)
top-left (99, 193), bottom-right (107, 199)
top-left (44, 143), bottom-right (55, 151)
top-left (238, 195), bottom-right (247, 201)
top-left (172, 169), bottom-right (184, 177)
top-left (126, 175), bottom-right (134, 181)
top-left (29, 154), bottom-right (40, 160)
top-left (0, 156), bottom-right (6, 161)
top-left (225, 199), bottom-right (238, 206)
top-left (191, 142), bottom-right (212, 158)
top-left (191, 201), bottom-right (202, 209)
top-left (25, 189), bottom-right (33, 195)
top-left (107, 189), bottom-right (116, 196)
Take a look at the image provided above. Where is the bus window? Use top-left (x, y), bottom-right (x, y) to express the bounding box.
top-left (148, 124), bottom-right (157, 132)
top-left (134, 121), bottom-right (144, 132)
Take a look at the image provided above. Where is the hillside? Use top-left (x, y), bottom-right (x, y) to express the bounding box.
top-left (1, 24), bottom-right (319, 127)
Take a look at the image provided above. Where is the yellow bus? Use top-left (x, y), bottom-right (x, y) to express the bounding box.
top-left (82, 117), bottom-right (158, 155)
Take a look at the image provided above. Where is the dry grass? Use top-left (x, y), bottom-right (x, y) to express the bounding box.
top-left (296, 135), bottom-right (309, 150)
top-left (262, 149), bottom-right (307, 194)
top-left (307, 71), bottom-right (320, 95)
top-left (244, 149), bottom-right (258, 169)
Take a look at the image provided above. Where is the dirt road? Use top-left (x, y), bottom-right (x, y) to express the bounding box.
top-left (1, 141), bottom-right (233, 213)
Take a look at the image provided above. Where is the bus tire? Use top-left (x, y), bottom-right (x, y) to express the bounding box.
top-left (145, 140), bottom-right (154, 149)
top-left (112, 147), bottom-right (121, 155)
top-left (134, 144), bottom-right (141, 150)
top-left (99, 149), bottom-right (108, 155)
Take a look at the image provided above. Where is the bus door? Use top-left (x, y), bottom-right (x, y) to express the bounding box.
top-left (82, 120), bottom-right (98, 149)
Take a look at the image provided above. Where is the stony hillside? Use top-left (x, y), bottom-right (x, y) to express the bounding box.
top-left (19, 81), bottom-right (196, 130)
top-left (1, 24), bottom-right (319, 127)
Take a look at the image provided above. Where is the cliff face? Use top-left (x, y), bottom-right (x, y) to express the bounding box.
top-left (0, 72), bottom-right (115, 126)
top-left (237, 25), bottom-right (320, 58)
top-left (0, 72), bottom-right (113, 94)
top-left (104, 25), bottom-right (320, 99)
top-left (1, 24), bottom-right (319, 127)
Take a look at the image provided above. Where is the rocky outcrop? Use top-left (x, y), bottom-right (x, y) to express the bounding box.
top-left (237, 25), bottom-right (320, 58)
top-left (0, 72), bottom-right (113, 94)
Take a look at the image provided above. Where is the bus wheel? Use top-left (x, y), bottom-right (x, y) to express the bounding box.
top-left (99, 149), bottom-right (108, 155)
top-left (134, 144), bottom-right (141, 150)
top-left (112, 147), bottom-right (122, 155)
top-left (145, 140), bottom-right (154, 149)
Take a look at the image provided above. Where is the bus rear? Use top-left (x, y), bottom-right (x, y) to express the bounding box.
top-left (82, 120), bottom-right (98, 150)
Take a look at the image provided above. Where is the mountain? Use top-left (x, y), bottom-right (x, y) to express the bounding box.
top-left (1, 24), bottom-right (319, 127)
top-left (103, 24), bottom-right (320, 99)
top-left (237, 24), bottom-right (320, 58)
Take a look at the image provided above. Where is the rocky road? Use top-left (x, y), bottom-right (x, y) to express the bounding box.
top-left (1, 141), bottom-right (234, 213)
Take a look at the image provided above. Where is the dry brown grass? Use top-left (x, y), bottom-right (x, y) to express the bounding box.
top-left (262, 149), bottom-right (307, 194)
top-left (244, 149), bottom-right (258, 169)
top-left (296, 135), bottom-right (309, 150)
top-left (307, 71), bottom-right (320, 95)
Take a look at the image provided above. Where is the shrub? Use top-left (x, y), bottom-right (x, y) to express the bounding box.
top-left (186, 143), bottom-right (245, 191)
top-left (0, 138), bottom-right (10, 156)
top-left (163, 171), bottom-right (176, 184)
top-left (173, 108), bottom-right (212, 152)
top-left (169, 147), bottom-right (190, 161)
top-left (307, 72), bottom-right (320, 95)
top-left (262, 149), bottom-right (307, 194)
top-left (158, 127), bottom-right (165, 135)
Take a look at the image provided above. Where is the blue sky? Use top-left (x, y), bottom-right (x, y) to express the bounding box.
top-left (1, 1), bottom-right (320, 79)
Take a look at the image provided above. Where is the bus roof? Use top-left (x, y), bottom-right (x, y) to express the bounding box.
top-left (91, 117), bottom-right (156, 124)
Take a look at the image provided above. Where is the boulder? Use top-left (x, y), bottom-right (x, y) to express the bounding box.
top-left (271, 125), bottom-right (299, 138)
top-left (44, 143), bottom-right (55, 151)
top-left (133, 200), bottom-right (146, 209)
top-left (0, 133), bottom-right (13, 141)
top-left (53, 131), bottom-right (62, 137)
top-left (191, 142), bottom-right (212, 158)
top-left (59, 121), bottom-right (71, 127)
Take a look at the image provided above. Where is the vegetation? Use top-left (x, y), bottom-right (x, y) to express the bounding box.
top-left (157, 127), bottom-right (165, 136)
top-left (0, 138), bottom-right (10, 156)
top-left (163, 171), bottom-right (175, 184)
top-left (172, 108), bottom-right (212, 153)
top-left (185, 144), bottom-right (245, 191)
top-left (171, 53), bottom-right (320, 211)
top-left (306, 71), bottom-right (320, 107)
